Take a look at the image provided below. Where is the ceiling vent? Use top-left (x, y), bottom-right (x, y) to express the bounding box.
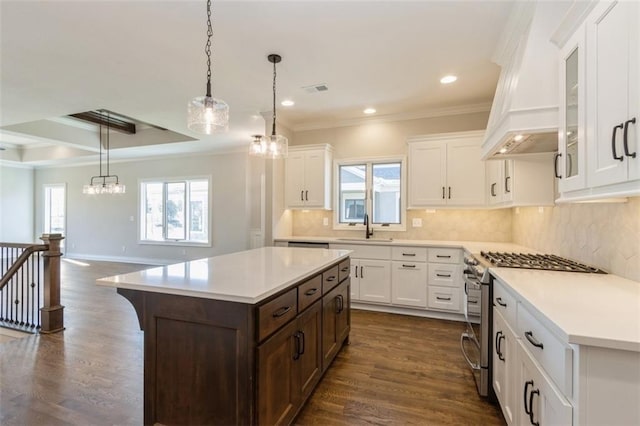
top-left (303, 84), bottom-right (329, 94)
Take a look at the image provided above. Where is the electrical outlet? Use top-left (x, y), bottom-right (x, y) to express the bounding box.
top-left (412, 218), bottom-right (423, 227)
top-left (538, 206), bottom-right (544, 213)
top-left (323, 217), bottom-right (329, 226)
top-left (129, 215), bottom-right (134, 222)
top-left (121, 245), bottom-right (126, 252)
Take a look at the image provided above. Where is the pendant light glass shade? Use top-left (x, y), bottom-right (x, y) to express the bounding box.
top-left (249, 134), bottom-right (288, 159)
top-left (248, 53), bottom-right (288, 159)
top-left (188, 0), bottom-right (228, 134)
top-left (187, 96), bottom-right (229, 134)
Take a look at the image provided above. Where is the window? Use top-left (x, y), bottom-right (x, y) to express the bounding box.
top-left (336, 158), bottom-right (405, 230)
top-left (44, 184), bottom-right (66, 242)
top-left (140, 178), bottom-right (210, 245)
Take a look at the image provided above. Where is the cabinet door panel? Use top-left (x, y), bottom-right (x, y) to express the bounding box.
top-left (358, 260), bottom-right (391, 304)
top-left (447, 140), bottom-right (485, 205)
top-left (285, 153), bottom-right (306, 207)
top-left (303, 151), bottom-right (326, 207)
top-left (408, 142), bottom-right (447, 206)
top-left (588, 1), bottom-right (632, 186)
top-left (296, 300), bottom-right (322, 401)
top-left (257, 320), bottom-right (298, 426)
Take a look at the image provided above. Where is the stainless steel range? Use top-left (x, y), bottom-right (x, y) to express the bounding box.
top-left (460, 251), bottom-right (606, 399)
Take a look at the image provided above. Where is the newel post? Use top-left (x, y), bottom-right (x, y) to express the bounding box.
top-left (40, 233), bottom-right (65, 333)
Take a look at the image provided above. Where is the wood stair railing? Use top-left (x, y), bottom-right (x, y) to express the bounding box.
top-left (0, 234), bottom-right (64, 333)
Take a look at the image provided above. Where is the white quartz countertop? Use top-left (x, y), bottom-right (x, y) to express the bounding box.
top-left (491, 268), bottom-right (640, 352)
top-left (276, 236), bottom-right (534, 254)
top-left (96, 247), bottom-right (350, 304)
top-left (277, 236), bottom-right (640, 351)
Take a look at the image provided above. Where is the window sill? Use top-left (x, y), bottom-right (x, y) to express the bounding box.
top-left (138, 240), bottom-right (212, 248)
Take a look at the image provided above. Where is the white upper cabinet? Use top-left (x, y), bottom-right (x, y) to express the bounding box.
top-left (408, 131), bottom-right (486, 208)
top-left (487, 155), bottom-right (555, 207)
top-left (554, 0), bottom-right (640, 201)
top-left (285, 144), bottom-right (333, 209)
top-left (587, 1), bottom-right (639, 187)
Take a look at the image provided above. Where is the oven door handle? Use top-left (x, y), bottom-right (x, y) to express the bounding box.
top-left (460, 332), bottom-right (481, 370)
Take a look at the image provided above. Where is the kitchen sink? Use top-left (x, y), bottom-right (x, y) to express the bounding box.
top-left (336, 237), bottom-right (394, 242)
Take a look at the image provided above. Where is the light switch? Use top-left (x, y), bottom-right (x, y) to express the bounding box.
top-left (129, 215), bottom-right (134, 222)
top-left (412, 218), bottom-right (423, 227)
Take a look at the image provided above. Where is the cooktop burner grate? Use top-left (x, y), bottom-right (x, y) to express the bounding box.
top-left (480, 251), bottom-right (607, 274)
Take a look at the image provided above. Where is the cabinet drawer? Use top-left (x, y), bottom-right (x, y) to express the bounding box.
top-left (517, 303), bottom-right (573, 397)
top-left (427, 286), bottom-right (461, 312)
top-left (298, 275), bottom-right (322, 312)
top-left (493, 278), bottom-right (516, 326)
top-left (330, 244), bottom-right (391, 260)
top-left (322, 265), bottom-right (340, 294)
top-left (258, 288), bottom-right (298, 342)
top-left (428, 248), bottom-right (461, 264)
top-left (428, 263), bottom-right (461, 287)
top-left (391, 246), bottom-right (428, 262)
top-left (338, 258), bottom-right (350, 283)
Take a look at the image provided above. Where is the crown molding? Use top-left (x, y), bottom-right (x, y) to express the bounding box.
top-left (290, 102), bottom-right (492, 132)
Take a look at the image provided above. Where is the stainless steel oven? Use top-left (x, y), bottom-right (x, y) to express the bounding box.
top-left (460, 254), bottom-right (493, 399)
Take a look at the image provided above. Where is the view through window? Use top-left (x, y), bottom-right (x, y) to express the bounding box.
top-left (44, 184), bottom-right (66, 243)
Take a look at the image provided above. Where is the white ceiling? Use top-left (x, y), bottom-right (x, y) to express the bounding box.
top-left (0, 0), bottom-right (514, 166)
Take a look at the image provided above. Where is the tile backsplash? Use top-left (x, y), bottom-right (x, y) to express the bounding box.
top-left (512, 197), bottom-right (640, 282)
top-left (292, 209), bottom-right (512, 242)
top-left (290, 197), bottom-right (640, 282)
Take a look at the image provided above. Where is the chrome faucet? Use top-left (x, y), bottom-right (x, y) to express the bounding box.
top-left (363, 213), bottom-right (373, 239)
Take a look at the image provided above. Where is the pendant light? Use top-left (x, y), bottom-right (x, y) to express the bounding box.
top-left (187, 0), bottom-right (229, 134)
top-left (249, 54), bottom-right (288, 159)
top-left (82, 111), bottom-right (126, 195)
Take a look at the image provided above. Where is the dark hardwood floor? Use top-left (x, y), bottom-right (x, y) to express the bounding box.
top-left (0, 259), bottom-right (504, 425)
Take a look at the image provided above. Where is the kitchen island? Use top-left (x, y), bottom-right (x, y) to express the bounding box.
top-left (97, 246), bottom-right (351, 426)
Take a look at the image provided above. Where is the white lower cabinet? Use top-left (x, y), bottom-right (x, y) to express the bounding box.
top-left (427, 248), bottom-right (463, 314)
top-left (493, 309), bottom-right (516, 425)
top-left (356, 259), bottom-right (391, 304)
top-left (391, 261), bottom-right (427, 308)
top-left (517, 340), bottom-right (572, 426)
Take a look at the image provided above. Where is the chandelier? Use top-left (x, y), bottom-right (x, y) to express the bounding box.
top-left (249, 54), bottom-right (288, 159)
top-left (187, 0), bottom-right (229, 134)
top-left (82, 110), bottom-right (125, 195)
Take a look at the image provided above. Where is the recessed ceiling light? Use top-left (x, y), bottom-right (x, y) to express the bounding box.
top-left (499, 147), bottom-right (508, 154)
top-left (514, 134), bottom-right (524, 142)
top-left (364, 108), bottom-right (376, 114)
top-left (440, 75), bottom-right (457, 84)
top-left (281, 100), bottom-right (295, 107)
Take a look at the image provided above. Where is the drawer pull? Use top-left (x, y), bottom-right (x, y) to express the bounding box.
top-left (326, 276), bottom-right (336, 282)
top-left (272, 306), bottom-right (291, 318)
top-left (436, 273), bottom-right (451, 278)
top-left (436, 296), bottom-right (451, 301)
top-left (402, 264), bottom-right (416, 268)
top-left (524, 331), bottom-right (544, 350)
top-left (495, 297), bottom-right (507, 307)
top-left (304, 288), bottom-right (318, 296)
top-left (495, 331), bottom-right (505, 362)
top-left (336, 294), bottom-right (344, 314)
top-left (468, 300), bottom-right (478, 304)
top-left (340, 266), bottom-right (349, 272)
top-left (529, 388), bottom-right (540, 426)
top-left (402, 253), bottom-right (416, 256)
top-left (523, 380), bottom-right (533, 415)
top-left (436, 255), bottom-right (451, 258)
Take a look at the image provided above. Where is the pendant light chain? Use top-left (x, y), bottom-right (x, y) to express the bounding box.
top-left (205, 0), bottom-right (213, 98)
top-left (272, 58), bottom-right (277, 136)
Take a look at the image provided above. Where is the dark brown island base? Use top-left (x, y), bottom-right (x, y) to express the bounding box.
top-left (97, 247), bottom-right (351, 425)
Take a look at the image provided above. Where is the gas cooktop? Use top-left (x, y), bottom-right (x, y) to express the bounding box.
top-left (480, 251), bottom-right (607, 274)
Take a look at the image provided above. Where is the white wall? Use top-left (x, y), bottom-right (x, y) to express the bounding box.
top-left (34, 152), bottom-right (250, 264)
top-left (0, 164), bottom-right (34, 243)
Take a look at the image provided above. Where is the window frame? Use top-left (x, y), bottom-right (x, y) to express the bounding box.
top-left (333, 156), bottom-right (406, 232)
top-left (138, 176), bottom-right (212, 247)
top-left (43, 183), bottom-right (67, 244)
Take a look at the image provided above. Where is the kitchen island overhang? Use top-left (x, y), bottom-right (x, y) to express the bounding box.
top-left (97, 246), bottom-right (352, 426)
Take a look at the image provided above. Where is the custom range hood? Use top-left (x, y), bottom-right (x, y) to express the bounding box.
top-left (481, 1), bottom-right (571, 159)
